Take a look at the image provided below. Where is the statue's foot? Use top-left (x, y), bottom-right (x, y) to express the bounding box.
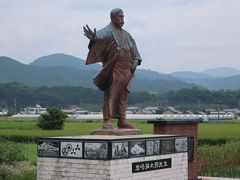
top-left (102, 120), bottom-right (113, 129)
top-left (118, 120), bottom-right (135, 129)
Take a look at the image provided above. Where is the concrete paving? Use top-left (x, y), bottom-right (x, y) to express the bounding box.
top-left (199, 176), bottom-right (240, 180)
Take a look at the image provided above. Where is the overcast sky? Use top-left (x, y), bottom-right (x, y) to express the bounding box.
top-left (0, 0), bottom-right (240, 73)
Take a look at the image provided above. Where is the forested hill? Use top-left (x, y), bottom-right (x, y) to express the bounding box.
top-left (0, 82), bottom-right (239, 111)
top-left (30, 53), bottom-right (101, 70)
top-left (0, 55), bottom-right (195, 92)
top-left (1, 54), bottom-right (240, 91)
top-left (0, 56), bottom-right (97, 88)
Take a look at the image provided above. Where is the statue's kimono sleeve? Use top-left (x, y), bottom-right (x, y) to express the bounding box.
top-left (131, 39), bottom-right (142, 65)
top-left (124, 31), bottom-right (142, 66)
top-left (85, 26), bottom-right (111, 65)
top-left (86, 25), bottom-right (117, 91)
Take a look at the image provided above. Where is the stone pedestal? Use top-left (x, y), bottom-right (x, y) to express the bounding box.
top-left (91, 128), bottom-right (143, 135)
top-left (148, 120), bottom-right (203, 180)
top-left (37, 134), bottom-right (188, 180)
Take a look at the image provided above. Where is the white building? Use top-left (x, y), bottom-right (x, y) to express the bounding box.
top-left (21, 104), bottom-right (46, 115)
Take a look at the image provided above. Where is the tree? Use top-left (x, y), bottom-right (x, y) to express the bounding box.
top-left (37, 107), bottom-right (67, 130)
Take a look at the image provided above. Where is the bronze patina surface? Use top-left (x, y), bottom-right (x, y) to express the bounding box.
top-left (84, 8), bottom-right (142, 133)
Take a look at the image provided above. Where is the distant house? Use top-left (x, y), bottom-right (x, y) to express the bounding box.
top-left (224, 108), bottom-right (240, 115)
top-left (185, 111), bottom-right (193, 114)
top-left (21, 104), bottom-right (46, 115)
top-left (196, 111), bottom-right (206, 115)
top-left (134, 109), bottom-right (155, 115)
top-left (210, 111), bottom-right (225, 115)
top-left (143, 106), bottom-right (159, 114)
top-left (0, 112), bottom-right (5, 116)
top-left (126, 107), bottom-right (140, 114)
top-left (0, 109), bottom-right (8, 116)
top-left (162, 107), bottom-right (182, 114)
top-left (205, 108), bottom-right (226, 115)
top-left (205, 109), bottom-right (216, 112)
top-left (62, 108), bottom-right (89, 114)
top-left (205, 109), bottom-right (216, 115)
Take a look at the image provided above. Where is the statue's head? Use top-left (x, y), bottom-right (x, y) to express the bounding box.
top-left (110, 8), bottom-right (124, 28)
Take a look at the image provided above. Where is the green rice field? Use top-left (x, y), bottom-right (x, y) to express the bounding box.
top-left (0, 118), bottom-right (240, 178)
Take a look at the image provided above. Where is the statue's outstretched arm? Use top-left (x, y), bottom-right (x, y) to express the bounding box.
top-left (83, 24), bottom-right (96, 40)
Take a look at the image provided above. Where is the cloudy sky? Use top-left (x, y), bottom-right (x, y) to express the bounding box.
top-left (0, 0), bottom-right (240, 73)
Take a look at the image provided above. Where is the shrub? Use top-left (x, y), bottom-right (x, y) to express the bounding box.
top-left (0, 161), bottom-right (36, 180)
top-left (0, 138), bottom-right (27, 164)
top-left (37, 107), bottom-right (67, 130)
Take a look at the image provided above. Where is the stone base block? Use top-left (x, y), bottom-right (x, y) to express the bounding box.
top-left (38, 153), bottom-right (188, 180)
top-left (37, 134), bottom-right (188, 180)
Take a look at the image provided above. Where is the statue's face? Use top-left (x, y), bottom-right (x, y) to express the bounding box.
top-left (111, 11), bottom-right (124, 28)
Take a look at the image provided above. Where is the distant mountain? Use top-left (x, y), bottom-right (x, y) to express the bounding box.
top-left (170, 71), bottom-right (212, 80)
top-left (168, 68), bottom-right (240, 90)
top-left (0, 55), bottom-right (196, 92)
top-left (0, 56), bottom-right (97, 88)
top-left (30, 53), bottom-right (101, 70)
top-left (184, 75), bottom-right (240, 90)
top-left (31, 54), bottom-right (175, 81)
top-left (201, 67), bottom-right (240, 77)
top-left (2, 54), bottom-right (240, 91)
top-left (136, 69), bottom-right (175, 81)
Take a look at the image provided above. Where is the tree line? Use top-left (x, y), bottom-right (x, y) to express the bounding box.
top-left (0, 82), bottom-right (239, 112)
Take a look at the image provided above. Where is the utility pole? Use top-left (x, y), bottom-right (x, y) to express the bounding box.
top-left (5, 104), bottom-right (8, 115)
top-left (10, 104), bottom-right (12, 116)
top-left (14, 98), bottom-right (17, 114)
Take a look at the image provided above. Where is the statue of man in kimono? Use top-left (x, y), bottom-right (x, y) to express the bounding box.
top-left (83, 8), bottom-right (142, 129)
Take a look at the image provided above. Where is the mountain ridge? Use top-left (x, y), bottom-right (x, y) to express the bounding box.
top-left (201, 67), bottom-right (240, 77)
top-left (0, 55), bottom-right (195, 92)
top-left (170, 71), bottom-right (213, 80)
top-left (2, 53), bottom-right (240, 90)
top-left (30, 53), bottom-right (101, 70)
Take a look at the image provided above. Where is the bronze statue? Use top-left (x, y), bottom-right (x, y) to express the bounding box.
top-left (84, 8), bottom-right (142, 130)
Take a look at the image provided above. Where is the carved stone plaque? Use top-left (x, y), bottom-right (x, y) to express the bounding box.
top-left (84, 142), bottom-right (108, 159)
top-left (175, 137), bottom-right (187, 153)
top-left (146, 139), bottom-right (160, 155)
top-left (37, 135), bottom-right (189, 160)
top-left (60, 142), bottom-right (82, 158)
top-left (112, 141), bottom-right (128, 159)
top-left (160, 138), bottom-right (175, 154)
top-left (132, 158), bottom-right (171, 173)
top-left (129, 140), bottom-right (145, 157)
top-left (38, 141), bottom-right (59, 157)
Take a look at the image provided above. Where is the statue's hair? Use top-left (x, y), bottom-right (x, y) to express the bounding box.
top-left (110, 8), bottom-right (123, 19)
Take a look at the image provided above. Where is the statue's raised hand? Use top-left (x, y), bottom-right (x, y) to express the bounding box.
top-left (83, 25), bottom-right (96, 40)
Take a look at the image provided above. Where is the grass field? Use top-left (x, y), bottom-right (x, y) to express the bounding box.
top-left (23, 144), bottom-right (37, 164)
top-left (0, 119), bottom-right (153, 143)
top-left (199, 120), bottom-right (240, 142)
top-left (1, 118), bottom-right (240, 142)
top-left (199, 141), bottom-right (240, 177)
top-left (0, 118), bottom-right (240, 178)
